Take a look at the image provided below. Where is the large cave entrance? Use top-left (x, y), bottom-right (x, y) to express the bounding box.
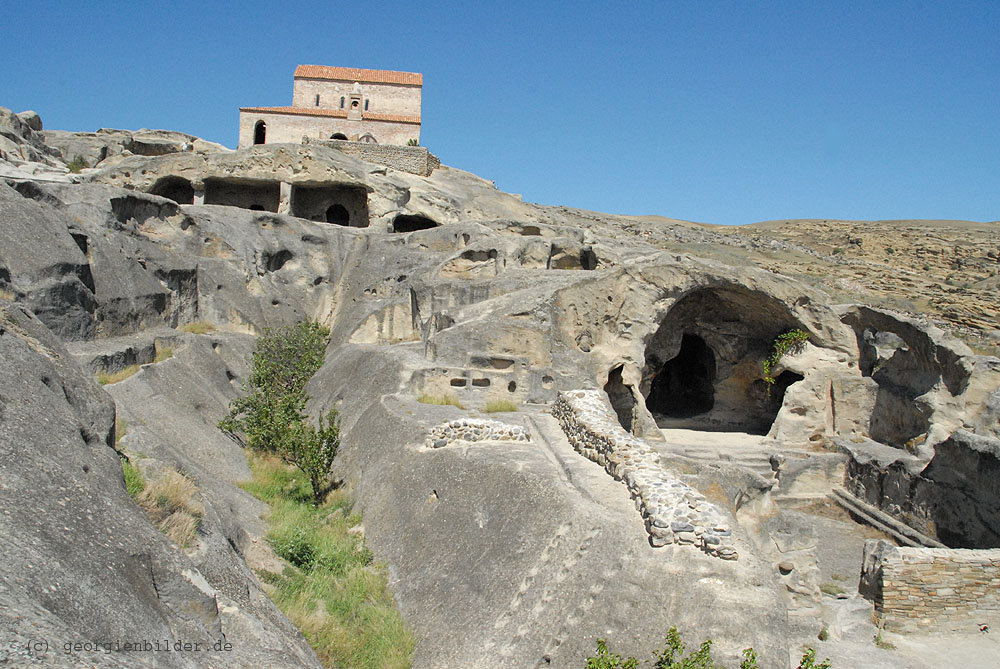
top-left (646, 334), bottom-right (716, 418)
top-left (640, 286), bottom-right (805, 434)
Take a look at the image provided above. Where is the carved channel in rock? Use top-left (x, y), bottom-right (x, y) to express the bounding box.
top-left (291, 184), bottom-right (369, 227)
top-left (204, 178), bottom-right (280, 213)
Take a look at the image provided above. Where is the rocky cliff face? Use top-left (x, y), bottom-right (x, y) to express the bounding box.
top-left (1, 107), bottom-right (998, 667)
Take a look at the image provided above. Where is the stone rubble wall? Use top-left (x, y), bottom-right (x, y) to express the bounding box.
top-left (426, 418), bottom-right (529, 448)
top-left (862, 540), bottom-right (1000, 633)
top-left (311, 139), bottom-right (439, 176)
top-left (552, 390), bottom-right (738, 560)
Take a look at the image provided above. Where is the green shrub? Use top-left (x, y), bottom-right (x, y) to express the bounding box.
top-left (66, 155), bottom-right (88, 173)
top-left (762, 329), bottom-right (810, 384)
top-left (797, 647), bottom-right (833, 668)
top-left (586, 638), bottom-right (638, 669)
top-left (406, 138), bottom-right (418, 146)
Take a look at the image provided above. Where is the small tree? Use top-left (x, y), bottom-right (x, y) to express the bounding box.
top-left (282, 409), bottom-right (340, 505)
top-left (219, 321), bottom-right (338, 503)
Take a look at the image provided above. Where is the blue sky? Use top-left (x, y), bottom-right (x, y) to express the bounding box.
top-left (3, 1), bottom-right (998, 226)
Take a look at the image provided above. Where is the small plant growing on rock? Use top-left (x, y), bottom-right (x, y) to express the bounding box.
top-left (584, 632), bottom-right (833, 668)
top-left (797, 647), bottom-right (832, 668)
top-left (407, 138), bottom-right (418, 146)
top-left (586, 639), bottom-right (638, 669)
top-left (66, 154), bottom-right (88, 173)
top-left (121, 457), bottom-right (145, 498)
top-left (763, 329), bottom-right (810, 384)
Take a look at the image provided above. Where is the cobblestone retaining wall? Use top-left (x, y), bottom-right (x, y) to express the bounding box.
top-left (426, 418), bottom-right (529, 448)
top-left (862, 539), bottom-right (1000, 632)
top-left (552, 390), bottom-right (738, 560)
top-left (311, 139), bottom-right (440, 176)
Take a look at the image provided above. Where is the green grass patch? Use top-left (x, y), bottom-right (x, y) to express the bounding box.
top-left (122, 457), bottom-right (145, 499)
top-left (485, 399), bottom-right (518, 413)
top-left (180, 321), bottom-right (217, 334)
top-left (243, 455), bottom-right (414, 668)
top-left (97, 364), bottom-right (140, 385)
top-left (154, 347), bottom-right (174, 363)
top-left (416, 393), bottom-right (464, 408)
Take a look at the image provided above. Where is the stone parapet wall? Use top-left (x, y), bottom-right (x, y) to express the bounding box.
top-left (552, 390), bottom-right (738, 560)
top-left (312, 139), bottom-right (439, 176)
top-left (427, 418), bottom-right (529, 448)
top-left (862, 540), bottom-right (1000, 633)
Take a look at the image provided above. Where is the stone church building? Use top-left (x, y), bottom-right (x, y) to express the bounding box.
top-left (239, 65), bottom-right (422, 148)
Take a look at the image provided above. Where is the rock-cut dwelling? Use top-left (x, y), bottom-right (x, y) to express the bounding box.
top-left (238, 65), bottom-right (422, 148)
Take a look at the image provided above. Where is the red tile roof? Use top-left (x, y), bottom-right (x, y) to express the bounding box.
top-left (239, 106), bottom-right (422, 125)
top-left (294, 65), bottom-right (423, 86)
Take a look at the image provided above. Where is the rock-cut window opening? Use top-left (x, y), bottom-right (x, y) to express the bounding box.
top-left (330, 133), bottom-right (348, 140)
top-left (646, 333), bottom-right (716, 418)
top-left (253, 121), bottom-right (266, 145)
top-left (392, 214), bottom-right (438, 233)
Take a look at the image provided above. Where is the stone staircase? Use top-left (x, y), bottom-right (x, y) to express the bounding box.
top-left (672, 444), bottom-right (776, 478)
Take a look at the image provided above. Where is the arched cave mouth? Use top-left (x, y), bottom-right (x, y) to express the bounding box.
top-left (326, 204), bottom-right (349, 225)
top-left (640, 286), bottom-right (805, 434)
top-left (646, 334), bottom-right (716, 418)
top-left (149, 176), bottom-right (194, 205)
top-left (392, 214), bottom-right (438, 233)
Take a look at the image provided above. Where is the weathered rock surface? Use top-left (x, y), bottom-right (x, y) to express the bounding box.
top-left (1, 107), bottom-right (998, 667)
top-left (40, 127), bottom-right (229, 168)
top-left (0, 302), bottom-right (320, 667)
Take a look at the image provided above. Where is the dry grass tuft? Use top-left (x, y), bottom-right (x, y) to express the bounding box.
top-left (485, 399), bottom-right (518, 413)
top-left (97, 365), bottom-right (140, 385)
top-left (154, 347), bottom-right (174, 363)
top-left (417, 393), bottom-right (464, 408)
top-left (180, 321), bottom-right (217, 334)
top-left (138, 469), bottom-right (204, 548)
